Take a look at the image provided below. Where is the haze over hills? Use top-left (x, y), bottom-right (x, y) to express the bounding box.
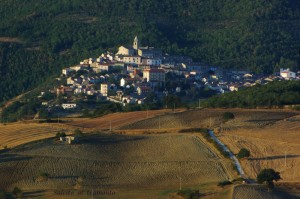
top-left (0, 0), bottom-right (299, 104)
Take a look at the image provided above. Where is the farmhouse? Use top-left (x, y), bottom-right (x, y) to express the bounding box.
top-left (60, 136), bottom-right (78, 144)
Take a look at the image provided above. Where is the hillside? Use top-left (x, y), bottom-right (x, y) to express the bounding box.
top-left (203, 80), bottom-right (300, 108)
top-left (0, 134), bottom-right (231, 198)
top-left (0, 0), bottom-right (300, 104)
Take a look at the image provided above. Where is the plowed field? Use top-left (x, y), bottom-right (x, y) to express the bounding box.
top-left (0, 134), bottom-right (229, 192)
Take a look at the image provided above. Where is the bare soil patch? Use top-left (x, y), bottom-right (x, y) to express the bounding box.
top-left (0, 37), bottom-right (23, 43)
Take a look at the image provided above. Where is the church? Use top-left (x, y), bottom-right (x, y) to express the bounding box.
top-left (116, 36), bottom-right (162, 59)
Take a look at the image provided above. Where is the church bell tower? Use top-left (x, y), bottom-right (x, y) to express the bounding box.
top-left (133, 36), bottom-right (139, 50)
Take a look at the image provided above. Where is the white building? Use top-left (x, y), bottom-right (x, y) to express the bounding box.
top-left (142, 58), bottom-right (162, 66)
top-left (62, 103), bottom-right (77, 109)
top-left (67, 77), bottom-right (75, 85)
top-left (70, 65), bottom-right (84, 72)
top-left (280, 68), bottom-right (296, 79)
top-left (101, 83), bottom-right (109, 97)
top-left (62, 68), bottom-right (74, 76)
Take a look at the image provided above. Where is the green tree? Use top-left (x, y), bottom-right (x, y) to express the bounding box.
top-left (222, 112), bottom-right (235, 121)
top-left (257, 168), bottom-right (281, 191)
top-left (12, 187), bottom-right (23, 198)
top-left (237, 148), bottom-right (250, 159)
top-left (0, 189), bottom-right (6, 199)
top-left (74, 129), bottom-right (83, 137)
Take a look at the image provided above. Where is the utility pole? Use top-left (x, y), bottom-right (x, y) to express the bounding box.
top-left (173, 103), bottom-right (175, 113)
top-left (179, 177), bottom-right (182, 190)
top-left (110, 120), bottom-right (112, 132)
top-left (159, 116), bottom-right (160, 129)
top-left (285, 151), bottom-right (287, 167)
top-left (147, 109), bottom-right (149, 119)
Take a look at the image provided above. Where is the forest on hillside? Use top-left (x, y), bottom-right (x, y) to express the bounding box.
top-left (0, 0), bottom-right (299, 104)
top-left (203, 80), bottom-right (300, 108)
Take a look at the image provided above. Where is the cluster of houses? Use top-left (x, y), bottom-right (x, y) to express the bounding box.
top-left (40, 36), bottom-right (300, 110)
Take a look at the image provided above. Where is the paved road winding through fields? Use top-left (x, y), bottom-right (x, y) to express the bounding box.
top-left (209, 130), bottom-right (245, 178)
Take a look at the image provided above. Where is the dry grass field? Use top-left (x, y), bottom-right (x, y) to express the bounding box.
top-left (119, 108), bottom-right (297, 130)
top-left (218, 114), bottom-right (300, 182)
top-left (0, 133), bottom-right (230, 198)
top-left (0, 108), bottom-right (299, 198)
top-left (0, 122), bottom-right (67, 149)
top-left (66, 109), bottom-right (175, 131)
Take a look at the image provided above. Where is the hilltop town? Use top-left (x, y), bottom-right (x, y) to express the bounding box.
top-left (39, 37), bottom-right (299, 116)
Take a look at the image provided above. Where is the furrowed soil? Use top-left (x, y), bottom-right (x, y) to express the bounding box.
top-left (117, 108), bottom-right (300, 198)
top-left (0, 122), bottom-right (66, 148)
top-left (66, 109), bottom-right (175, 130)
top-left (0, 133), bottom-right (229, 198)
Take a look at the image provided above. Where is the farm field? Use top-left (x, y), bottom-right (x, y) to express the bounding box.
top-left (0, 133), bottom-right (231, 198)
top-left (119, 108), bottom-right (298, 130)
top-left (232, 184), bottom-right (300, 199)
top-left (0, 122), bottom-right (67, 149)
top-left (65, 109), bottom-right (175, 131)
top-left (218, 114), bottom-right (300, 182)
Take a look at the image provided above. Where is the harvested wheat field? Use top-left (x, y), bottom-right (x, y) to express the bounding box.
top-left (218, 113), bottom-right (300, 182)
top-left (232, 184), bottom-right (300, 199)
top-left (65, 109), bottom-right (175, 130)
top-left (0, 122), bottom-right (67, 148)
top-left (0, 133), bottom-right (230, 198)
top-left (119, 109), bottom-right (297, 130)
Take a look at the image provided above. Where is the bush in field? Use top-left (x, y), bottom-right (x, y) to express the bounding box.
top-left (222, 112), bottom-right (235, 121)
top-left (257, 168), bottom-right (281, 191)
top-left (56, 132), bottom-right (66, 138)
top-left (0, 189), bottom-right (6, 199)
top-left (12, 187), bottom-right (23, 198)
top-left (74, 177), bottom-right (84, 190)
top-left (74, 129), bottom-right (83, 137)
top-left (218, 180), bottom-right (232, 187)
top-left (36, 172), bottom-right (50, 182)
top-left (237, 148), bottom-right (250, 159)
top-left (177, 189), bottom-right (200, 199)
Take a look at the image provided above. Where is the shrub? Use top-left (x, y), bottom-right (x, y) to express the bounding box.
top-left (257, 168), bottom-right (281, 191)
top-left (36, 172), bottom-right (50, 182)
top-left (222, 112), bottom-right (235, 121)
top-left (12, 187), bottom-right (23, 198)
top-left (217, 180), bottom-right (232, 187)
top-left (177, 189), bottom-right (200, 199)
top-left (56, 132), bottom-right (66, 138)
top-left (292, 106), bottom-right (300, 111)
top-left (179, 128), bottom-right (209, 133)
top-left (0, 189), bottom-right (6, 199)
top-left (237, 148), bottom-right (250, 159)
top-left (74, 129), bottom-right (83, 137)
